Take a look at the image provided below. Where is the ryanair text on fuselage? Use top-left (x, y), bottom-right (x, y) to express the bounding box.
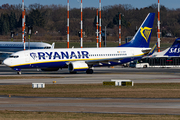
top-left (31, 51), bottom-right (89, 60)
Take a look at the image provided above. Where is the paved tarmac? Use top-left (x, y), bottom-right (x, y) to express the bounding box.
top-left (0, 97), bottom-right (180, 115)
top-left (0, 65), bottom-right (180, 115)
top-left (0, 65), bottom-right (180, 84)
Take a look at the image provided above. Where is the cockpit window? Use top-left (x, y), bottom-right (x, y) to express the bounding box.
top-left (44, 46), bottom-right (51, 49)
top-left (9, 55), bottom-right (19, 58)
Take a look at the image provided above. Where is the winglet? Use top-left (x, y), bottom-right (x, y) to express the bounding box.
top-left (147, 42), bottom-right (157, 56)
top-left (51, 42), bottom-right (55, 49)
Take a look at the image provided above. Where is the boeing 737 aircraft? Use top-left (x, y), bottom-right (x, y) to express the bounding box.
top-left (0, 42), bottom-right (53, 62)
top-left (3, 13), bottom-right (155, 74)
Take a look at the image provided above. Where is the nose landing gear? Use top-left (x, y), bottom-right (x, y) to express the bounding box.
top-left (13, 68), bottom-right (21, 75)
top-left (17, 71), bottom-right (21, 75)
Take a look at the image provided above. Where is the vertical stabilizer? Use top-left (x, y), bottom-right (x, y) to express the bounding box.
top-left (120, 13), bottom-right (155, 48)
top-left (164, 38), bottom-right (180, 56)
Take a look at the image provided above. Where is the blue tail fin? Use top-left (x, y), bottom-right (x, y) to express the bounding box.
top-left (119, 13), bottom-right (155, 48)
top-left (164, 38), bottom-right (180, 56)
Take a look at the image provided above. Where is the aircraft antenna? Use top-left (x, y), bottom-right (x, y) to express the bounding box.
top-left (99, 0), bottom-right (101, 48)
top-left (96, 9), bottom-right (99, 48)
top-left (157, 0), bottom-right (161, 52)
top-left (22, 0), bottom-right (26, 50)
top-left (80, 0), bottom-right (83, 48)
top-left (67, 0), bottom-right (70, 48)
top-left (119, 13), bottom-right (122, 46)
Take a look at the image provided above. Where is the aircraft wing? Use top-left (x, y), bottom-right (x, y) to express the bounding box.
top-left (0, 52), bottom-right (13, 61)
top-left (84, 56), bottom-right (138, 65)
top-left (0, 51), bottom-right (13, 54)
top-left (51, 42), bottom-right (55, 49)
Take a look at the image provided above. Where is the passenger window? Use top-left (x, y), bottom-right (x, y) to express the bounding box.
top-left (9, 55), bottom-right (19, 58)
top-left (44, 46), bottom-right (51, 49)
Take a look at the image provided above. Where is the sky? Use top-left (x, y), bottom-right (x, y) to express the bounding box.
top-left (0, 0), bottom-right (180, 9)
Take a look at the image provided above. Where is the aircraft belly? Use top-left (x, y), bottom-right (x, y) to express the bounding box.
top-left (12, 61), bottom-right (67, 69)
top-left (34, 61), bottom-right (67, 68)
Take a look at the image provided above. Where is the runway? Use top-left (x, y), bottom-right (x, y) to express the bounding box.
top-left (1, 97), bottom-right (180, 115)
top-left (0, 65), bottom-right (180, 115)
top-left (0, 65), bottom-right (180, 84)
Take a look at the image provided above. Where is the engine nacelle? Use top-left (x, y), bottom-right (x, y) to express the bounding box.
top-left (68, 61), bottom-right (88, 72)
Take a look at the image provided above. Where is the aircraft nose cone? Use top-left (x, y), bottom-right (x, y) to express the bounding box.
top-left (2, 59), bottom-right (11, 66)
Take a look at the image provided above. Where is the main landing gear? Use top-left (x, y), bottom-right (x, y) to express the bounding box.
top-left (86, 69), bottom-right (93, 74)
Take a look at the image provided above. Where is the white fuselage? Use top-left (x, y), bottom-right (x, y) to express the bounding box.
top-left (3, 47), bottom-right (150, 68)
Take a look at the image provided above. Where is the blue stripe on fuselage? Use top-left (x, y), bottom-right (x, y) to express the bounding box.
top-left (11, 61), bottom-right (67, 69)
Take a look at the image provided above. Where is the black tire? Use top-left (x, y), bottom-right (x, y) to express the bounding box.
top-left (17, 71), bottom-right (21, 75)
top-left (86, 69), bottom-right (93, 74)
top-left (143, 65), bottom-right (147, 68)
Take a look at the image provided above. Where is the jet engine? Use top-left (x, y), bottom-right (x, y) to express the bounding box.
top-left (68, 61), bottom-right (88, 72)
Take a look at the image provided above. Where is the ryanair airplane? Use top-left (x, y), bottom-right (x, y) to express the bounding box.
top-left (3, 13), bottom-right (155, 74)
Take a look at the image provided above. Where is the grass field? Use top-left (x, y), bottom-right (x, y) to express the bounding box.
top-left (0, 83), bottom-right (180, 98)
top-left (1, 83), bottom-right (180, 119)
top-left (0, 83), bottom-right (180, 119)
top-left (0, 111), bottom-right (179, 120)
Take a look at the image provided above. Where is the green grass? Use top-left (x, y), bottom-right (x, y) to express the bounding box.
top-left (0, 111), bottom-right (179, 120)
top-left (1, 83), bottom-right (180, 98)
top-left (0, 83), bottom-right (180, 119)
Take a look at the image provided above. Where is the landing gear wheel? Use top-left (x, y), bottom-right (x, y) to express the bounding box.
top-left (86, 69), bottom-right (93, 74)
top-left (143, 65), bottom-right (147, 68)
top-left (17, 71), bottom-right (21, 75)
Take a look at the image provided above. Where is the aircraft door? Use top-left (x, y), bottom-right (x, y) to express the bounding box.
top-left (25, 53), bottom-right (30, 62)
top-left (131, 50), bottom-right (134, 60)
top-left (131, 50), bottom-right (134, 56)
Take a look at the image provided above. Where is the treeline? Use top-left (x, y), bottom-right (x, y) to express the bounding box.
top-left (0, 3), bottom-right (180, 39)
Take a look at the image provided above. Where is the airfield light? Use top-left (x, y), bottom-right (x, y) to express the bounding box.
top-left (96, 9), bottom-right (99, 48)
top-left (119, 13), bottom-right (121, 46)
top-left (28, 26), bottom-right (33, 49)
top-left (11, 31), bottom-right (15, 41)
top-left (157, 0), bottom-right (161, 52)
top-left (99, 0), bottom-right (101, 48)
top-left (67, 0), bottom-right (70, 48)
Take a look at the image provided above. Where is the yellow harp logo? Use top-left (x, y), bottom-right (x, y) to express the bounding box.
top-left (140, 27), bottom-right (152, 42)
